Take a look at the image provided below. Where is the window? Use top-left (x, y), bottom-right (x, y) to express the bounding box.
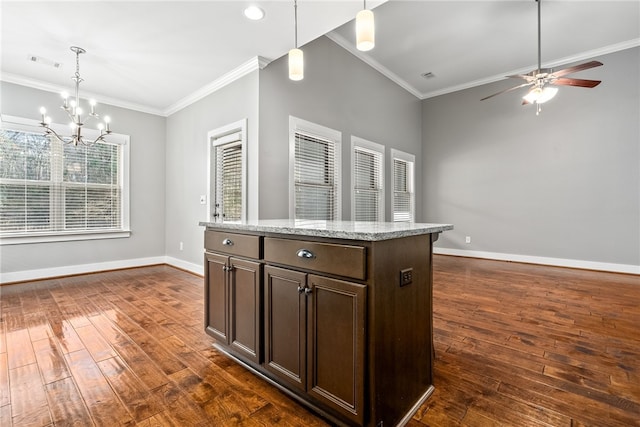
top-left (391, 149), bottom-right (415, 222)
top-left (208, 120), bottom-right (246, 223)
top-left (0, 115), bottom-right (130, 244)
top-left (351, 137), bottom-right (384, 222)
top-left (289, 117), bottom-right (341, 220)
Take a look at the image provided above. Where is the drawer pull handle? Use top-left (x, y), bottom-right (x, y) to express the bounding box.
top-left (296, 249), bottom-right (315, 259)
top-left (222, 238), bottom-right (234, 246)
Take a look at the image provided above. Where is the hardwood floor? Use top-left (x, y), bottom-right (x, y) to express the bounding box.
top-left (0, 256), bottom-right (638, 426)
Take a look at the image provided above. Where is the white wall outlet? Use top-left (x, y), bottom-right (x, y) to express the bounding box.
top-left (199, 195), bottom-right (206, 205)
top-left (179, 241), bottom-right (184, 251)
top-left (465, 236), bottom-right (471, 244)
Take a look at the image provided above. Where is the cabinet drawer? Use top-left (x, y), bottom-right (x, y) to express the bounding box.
top-left (264, 238), bottom-right (366, 280)
top-left (205, 231), bottom-right (260, 259)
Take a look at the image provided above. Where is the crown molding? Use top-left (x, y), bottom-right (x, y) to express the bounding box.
top-left (420, 38), bottom-right (640, 100)
top-left (163, 56), bottom-right (271, 116)
top-left (0, 72), bottom-right (165, 116)
top-left (325, 32), bottom-right (423, 100)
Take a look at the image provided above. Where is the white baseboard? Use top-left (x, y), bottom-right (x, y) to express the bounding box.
top-left (434, 247), bottom-right (640, 275)
top-left (0, 254), bottom-right (206, 284)
top-left (0, 256), bottom-right (167, 284)
top-left (165, 256), bottom-right (204, 276)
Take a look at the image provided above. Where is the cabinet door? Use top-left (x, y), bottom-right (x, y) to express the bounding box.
top-left (264, 265), bottom-right (307, 392)
top-left (307, 275), bottom-right (366, 425)
top-left (229, 257), bottom-right (262, 364)
top-left (205, 252), bottom-right (229, 344)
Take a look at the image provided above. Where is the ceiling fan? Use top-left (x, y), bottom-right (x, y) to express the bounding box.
top-left (481, 0), bottom-right (603, 114)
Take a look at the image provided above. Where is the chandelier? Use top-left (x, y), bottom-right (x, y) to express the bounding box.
top-left (38, 46), bottom-right (112, 146)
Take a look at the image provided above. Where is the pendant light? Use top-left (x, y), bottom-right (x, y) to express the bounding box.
top-left (356, 0), bottom-right (375, 52)
top-left (288, 0), bottom-right (304, 81)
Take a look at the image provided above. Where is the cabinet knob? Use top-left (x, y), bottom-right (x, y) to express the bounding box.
top-left (222, 238), bottom-right (234, 246)
top-left (296, 249), bottom-right (315, 259)
top-left (297, 286), bottom-right (305, 293)
top-left (304, 287), bottom-right (313, 295)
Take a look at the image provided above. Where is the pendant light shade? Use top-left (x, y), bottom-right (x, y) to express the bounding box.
top-left (356, 2), bottom-right (375, 51)
top-left (289, 48), bottom-right (304, 81)
top-left (289, 0), bottom-right (303, 81)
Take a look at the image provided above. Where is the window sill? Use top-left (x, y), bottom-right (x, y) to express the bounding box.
top-left (0, 230), bottom-right (132, 246)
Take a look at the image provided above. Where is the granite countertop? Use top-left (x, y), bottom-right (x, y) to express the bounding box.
top-left (199, 219), bottom-right (453, 241)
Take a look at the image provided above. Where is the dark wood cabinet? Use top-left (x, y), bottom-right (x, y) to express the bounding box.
top-left (204, 232), bottom-right (262, 364)
top-left (203, 225), bottom-right (442, 427)
top-left (264, 266), bottom-right (366, 425)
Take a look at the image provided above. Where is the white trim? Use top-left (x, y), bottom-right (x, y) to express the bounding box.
top-left (0, 115), bottom-right (131, 242)
top-left (2, 56), bottom-right (272, 117)
top-left (351, 136), bottom-right (385, 222)
top-left (0, 73), bottom-right (164, 116)
top-left (390, 148), bottom-right (416, 223)
top-left (0, 255), bottom-right (204, 285)
top-left (0, 256), bottom-right (166, 284)
top-left (288, 116), bottom-right (342, 220)
top-left (207, 119), bottom-right (248, 223)
top-left (433, 247), bottom-right (640, 276)
top-left (0, 230), bottom-right (131, 246)
top-left (326, 32), bottom-right (422, 99)
top-left (327, 33), bottom-right (640, 101)
top-left (164, 56), bottom-right (270, 116)
top-left (165, 256), bottom-right (204, 277)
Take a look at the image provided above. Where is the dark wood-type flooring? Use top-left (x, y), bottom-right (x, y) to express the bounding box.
top-left (0, 255), bottom-right (638, 426)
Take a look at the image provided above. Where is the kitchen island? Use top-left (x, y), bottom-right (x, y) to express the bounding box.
top-left (199, 220), bottom-right (453, 427)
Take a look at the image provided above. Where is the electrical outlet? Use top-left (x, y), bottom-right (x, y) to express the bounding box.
top-left (400, 268), bottom-right (413, 287)
top-left (179, 241), bottom-right (184, 251)
top-left (199, 195), bottom-right (207, 205)
top-left (465, 236), bottom-right (471, 244)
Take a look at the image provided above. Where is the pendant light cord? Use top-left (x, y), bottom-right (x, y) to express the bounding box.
top-left (294, 0), bottom-right (298, 49)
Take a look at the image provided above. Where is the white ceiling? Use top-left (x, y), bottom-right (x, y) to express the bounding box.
top-left (2, 1), bottom-right (639, 116)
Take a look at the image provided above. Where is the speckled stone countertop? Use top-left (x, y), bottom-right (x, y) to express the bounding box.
top-left (199, 219), bottom-right (453, 242)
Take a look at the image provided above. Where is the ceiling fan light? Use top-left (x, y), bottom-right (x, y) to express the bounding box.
top-left (523, 86), bottom-right (558, 104)
top-left (289, 48), bottom-right (304, 81)
top-left (356, 9), bottom-right (375, 51)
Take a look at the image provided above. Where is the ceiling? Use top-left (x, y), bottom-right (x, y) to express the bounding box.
top-left (2, 1), bottom-right (639, 117)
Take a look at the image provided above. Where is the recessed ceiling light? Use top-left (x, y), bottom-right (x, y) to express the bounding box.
top-left (244, 5), bottom-right (265, 21)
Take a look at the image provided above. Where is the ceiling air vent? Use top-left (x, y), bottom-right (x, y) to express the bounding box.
top-left (28, 54), bottom-right (62, 69)
top-left (421, 72), bottom-right (436, 79)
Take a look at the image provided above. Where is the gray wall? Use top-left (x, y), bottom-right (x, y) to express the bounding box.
top-left (422, 47), bottom-right (640, 268)
top-left (165, 71), bottom-right (259, 268)
top-left (258, 36), bottom-right (422, 221)
top-left (0, 81), bottom-right (166, 274)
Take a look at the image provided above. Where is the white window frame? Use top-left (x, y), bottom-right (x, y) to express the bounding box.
top-left (351, 136), bottom-right (384, 222)
top-left (207, 119), bottom-right (247, 223)
top-left (0, 115), bottom-right (130, 245)
top-left (289, 116), bottom-right (342, 220)
top-left (390, 148), bottom-right (415, 223)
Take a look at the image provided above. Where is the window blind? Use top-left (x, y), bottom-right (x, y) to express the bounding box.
top-left (392, 158), bottom-right (414, 222)
top-left (353, 147), bottom-right (382, 221)
top-left (215, 142), bottom-right (242, 222)
top-left (0, 128), bottom-right (122, 234)
top-left (294, 132), bottom-right (338, 220)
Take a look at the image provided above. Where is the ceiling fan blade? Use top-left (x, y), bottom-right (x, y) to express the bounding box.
top-left (481, 82), bottom-right (532, 101)
top-left (551, 61), bottom-right (603, 78)
top-left (553, 77), bottom-right (602, 88)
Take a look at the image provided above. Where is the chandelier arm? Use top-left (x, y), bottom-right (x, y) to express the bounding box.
top-left (41, 125), bottom-right (70, 145)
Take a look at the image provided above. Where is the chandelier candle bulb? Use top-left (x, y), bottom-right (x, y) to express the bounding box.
top-left (39, 107), bottom-right (46, 122)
